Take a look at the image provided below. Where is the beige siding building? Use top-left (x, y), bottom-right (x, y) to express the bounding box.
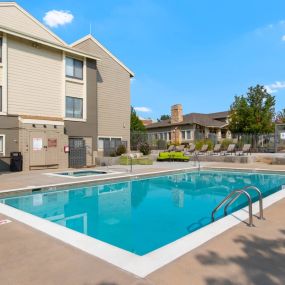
top-left (0, 2), bottom-right (133, 171)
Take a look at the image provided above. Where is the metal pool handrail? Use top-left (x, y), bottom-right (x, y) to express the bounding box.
top-left (243, 185), bottom-right (264, 220)
top-left (193, 153), bottom-right (200, 171)
top-left (211, 189), bottom-right (253, 226)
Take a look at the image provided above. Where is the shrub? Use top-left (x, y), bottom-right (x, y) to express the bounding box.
top-left (195, 139), bottom-right (213, 151)
top-left (221, 138), bottom-right (233, 150)
top-left (139, 142), bottom-right (151, 155)
top-left (116, 144), bottom-right (127, 156)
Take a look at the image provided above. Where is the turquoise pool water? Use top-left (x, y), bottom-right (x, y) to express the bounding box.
top-left (1, 170), bottom-right (285, 255)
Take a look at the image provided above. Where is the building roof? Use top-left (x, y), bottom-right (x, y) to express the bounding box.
top-left (71, 35), bottom-right (135, 77)
top-left (146, 111), bottom-right (229, 129)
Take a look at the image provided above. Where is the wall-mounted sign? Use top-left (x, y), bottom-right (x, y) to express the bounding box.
top-left (280, 132), bottom-right (285, 140)
top-left (32, 138), bottom-right (43, 151)
top-left (48, 138), bottom-right (57, 148)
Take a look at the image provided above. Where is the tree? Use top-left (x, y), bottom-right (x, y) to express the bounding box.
top-left (130, 106), bottom-right (145, 132)
top-left (276, 109), bottom-right (285, 123)
top-left (157, 114), bottom-right (170, 121)
top-left (229, 85), bottom-right (275, 134)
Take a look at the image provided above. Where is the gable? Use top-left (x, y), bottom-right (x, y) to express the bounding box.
top-left (72, 36), bottom-right (134, 77)
top-left (0, 3), bottom-right (65, 45)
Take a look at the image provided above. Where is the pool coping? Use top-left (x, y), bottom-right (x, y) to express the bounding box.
top-left (1, 167), bottom-right (285, 278)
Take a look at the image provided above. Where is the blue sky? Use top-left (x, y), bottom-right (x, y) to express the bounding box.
top-left (12, 0), bottom-right (285, 119)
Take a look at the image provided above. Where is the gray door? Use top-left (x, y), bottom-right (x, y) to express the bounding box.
top-left (69, 138), bottom-right (86, 168)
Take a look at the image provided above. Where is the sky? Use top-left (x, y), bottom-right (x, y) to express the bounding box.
top-left (10, 0), bottom-right (285, 119)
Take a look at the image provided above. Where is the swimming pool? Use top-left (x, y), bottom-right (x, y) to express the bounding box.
top-left (55, 170), bottom-right (107, 177)
top-left (1, 170), bottom-right (285, 255)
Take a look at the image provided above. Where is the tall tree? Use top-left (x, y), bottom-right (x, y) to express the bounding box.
top-left (130, 106), bottom-right (145, 132)
top-left (276, 109), bottom-right (285, 123)
top-left (229, 85), bottom-right (275, 134)
top-left (158, 114), bottom-right (170, 121)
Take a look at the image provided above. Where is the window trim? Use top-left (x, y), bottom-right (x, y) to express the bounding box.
top-left (0, 134), bottom-right (5, 156)
top-left (0, 37), bottom-right (2, 64)
top-left (98, 136), bottom-right (123, 150)
top-left (181, 129), bottom-right (192, 141)
top-left (65, 57), bottom-right (83, 80)
top-left (65, 96), bottom-right (83, 119)
top-left (0, 86), bottom-right (2, 113)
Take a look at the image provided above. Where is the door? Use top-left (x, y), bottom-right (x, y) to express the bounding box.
top-left (29, 131), bottom-right (46, 167)
top-left (69, 138), bottom-right (86, 168)
top-left (46, 132), bottom-right (59, 166)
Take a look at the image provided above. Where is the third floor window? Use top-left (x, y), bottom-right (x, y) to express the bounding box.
top-left (66, 57), bottom-right (83, 80)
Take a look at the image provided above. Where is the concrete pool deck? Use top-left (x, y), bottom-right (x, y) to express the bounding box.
top-left (0, 160), bottom-right (285, 193)
top-left (1, 161), bottom-right (285, 284)
top-left (0, 198), bottom-right (284, 285)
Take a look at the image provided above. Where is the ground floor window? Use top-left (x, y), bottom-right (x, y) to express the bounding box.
top-left (98, 137), bottom-right (124, 156)
top-left (0, 134), bottom-right (5, 156)
top-left (182, 130), bottom-right (192, 140)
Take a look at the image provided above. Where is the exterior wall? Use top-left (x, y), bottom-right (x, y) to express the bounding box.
top-left (73, 38), bottom-right (131, 149)
top-left (65, 59), bottom-right (98, 165)
top-left (0, 4), bottom-right (63, 45)
top-left (0, 66), bottom-right (2, 84)
top-left (18, 122), bottom-right (68, 171)
top-left (7, 36), bottom-right (63, 117)
top-left (0, 115), bottom-right (20, 171)
top-left (65, 80), bottom-right (84, 99)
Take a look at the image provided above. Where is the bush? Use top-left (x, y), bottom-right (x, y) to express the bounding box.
top-left (139, 142), bottom-right (151, 155)
top-left (195, 139), bottom-right (213, 151)
top-left (116, 144), bottom-right (127, 156)
top-left (221, 138), bottom-right (233, 150)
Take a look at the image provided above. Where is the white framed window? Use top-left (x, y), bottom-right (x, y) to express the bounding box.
top-left (182, 130), bottom-right (192, 140)
top-left (0, 134), bottom-right (5, 156)
top-left (65, 57), bottom-right (83, 80)
top-left (98, 137), bottom-right (122, 150)
top-left (66, 96), bottom-right (83, 119)
top-left (0, 37), bottom-right (2, 63)
top-left (0, 86), bottom-right (2, 112)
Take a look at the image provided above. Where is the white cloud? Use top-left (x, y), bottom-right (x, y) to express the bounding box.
top-left (281, 35), bottom-right (285, 41)
top-left (265, 81), bottom-right (285, 94)
top-left (43, 10), bottom-right (74, 28)
top-left (134, 107), bottom-right (152, 113)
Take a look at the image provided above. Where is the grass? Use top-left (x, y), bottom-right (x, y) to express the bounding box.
top-left (119, 156), bottom-right (153, 165)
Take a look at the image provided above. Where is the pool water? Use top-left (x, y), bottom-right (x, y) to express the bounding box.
top-left (2, 170), bottom-right (285, 255)
top-left (56, 170), bottom-right (107, 177)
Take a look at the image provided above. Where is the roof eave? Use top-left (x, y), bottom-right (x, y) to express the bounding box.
top-left (0, 25), bottom-right (101, 61)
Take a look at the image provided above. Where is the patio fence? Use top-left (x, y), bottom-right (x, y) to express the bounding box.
top-left (131, 130), bottom-right (285, 153)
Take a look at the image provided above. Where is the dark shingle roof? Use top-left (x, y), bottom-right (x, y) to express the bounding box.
top-left (146, 111), bottom-right (229, 129)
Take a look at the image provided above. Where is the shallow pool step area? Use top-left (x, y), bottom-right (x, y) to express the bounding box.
top-left (211, 185), bottom-right (265, 226)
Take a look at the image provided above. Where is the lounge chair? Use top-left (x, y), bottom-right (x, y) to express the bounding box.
top-left (175, 145), bottom-right (185, 152)
top-left (167, 145), bottom-right (175, 152)
top-left (188, 144), bottom-right (196, 153)
top-left (222, 144), bottom-right (236, 156)
top-left (198, 144), bottom-right (208, 155)
top-left (157, 151), bottom-right (189, 162)
top-left (236, 144), bottom-right (251, 156)
top-left (210, 144), bottom-right (222, 155)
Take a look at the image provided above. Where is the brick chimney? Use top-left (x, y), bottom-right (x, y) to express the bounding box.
top-left (171, 104), bottom-right (183, 124)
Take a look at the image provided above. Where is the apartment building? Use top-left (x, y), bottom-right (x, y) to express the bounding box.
top-left (0, 2), bottom-right (133, 171)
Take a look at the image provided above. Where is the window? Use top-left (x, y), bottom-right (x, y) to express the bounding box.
top-left (0, 135), bottom-right (5, 156)
top-left (0, 86), bottom-right (2, 112)
top-left (182, 130), bottom-right (192, 140)
top-left (0, 38), bottom-right (2, 63)
top-left (66, 57), bottom-right (83, 79)
top-left (66, 96), bottom-right (83, 119)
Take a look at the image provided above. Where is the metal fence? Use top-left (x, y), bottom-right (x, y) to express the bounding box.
top-left (132, 130), bottom-right (285, 153)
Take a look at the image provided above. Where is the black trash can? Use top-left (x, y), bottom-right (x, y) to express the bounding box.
top-left (10, 152), bottom-right (23, 172)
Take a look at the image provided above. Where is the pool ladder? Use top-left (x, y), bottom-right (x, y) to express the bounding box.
top-left (211, 186), bottom-right (265, 227)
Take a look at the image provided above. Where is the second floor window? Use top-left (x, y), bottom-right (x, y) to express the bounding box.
top-left (0, 38), bottom-right (2, 63)
top-left (0, 86), bottom-right (2, 112)
top-left (66, 96), bottom-right (83, 119)
top-left (66, 57), bottom-right (83, 79)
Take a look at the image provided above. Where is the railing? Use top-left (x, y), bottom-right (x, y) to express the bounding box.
top-left (211, 185), bottom-right (265, 227)
top-left (193, 153), bottom-right (200, 171)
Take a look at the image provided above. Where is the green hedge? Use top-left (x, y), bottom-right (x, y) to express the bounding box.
top-left (119, 156), bottom-right (153, 165)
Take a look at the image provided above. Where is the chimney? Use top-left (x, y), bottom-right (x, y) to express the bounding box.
top-left (171, 104), bottom-right (183, 124)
